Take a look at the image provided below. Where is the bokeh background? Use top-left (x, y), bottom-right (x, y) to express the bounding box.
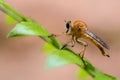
top-left (0, 0), bottom-right (120, 80)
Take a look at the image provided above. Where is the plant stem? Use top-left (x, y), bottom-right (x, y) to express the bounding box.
top-left (0, 0), bottom-right (27, 22)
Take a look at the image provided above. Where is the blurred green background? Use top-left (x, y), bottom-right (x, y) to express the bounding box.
top-left (0, 0), bottom-right (120, 80)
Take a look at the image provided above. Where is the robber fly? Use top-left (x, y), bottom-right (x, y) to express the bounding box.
top-left (64, 20), bottom-right (110, 58)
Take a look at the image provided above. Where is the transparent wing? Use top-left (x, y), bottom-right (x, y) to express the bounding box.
top-left (86, 30), bottom-right (109, 49)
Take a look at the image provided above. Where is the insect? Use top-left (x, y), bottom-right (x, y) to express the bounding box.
top-left (63, 20), bottom-right (110, 58)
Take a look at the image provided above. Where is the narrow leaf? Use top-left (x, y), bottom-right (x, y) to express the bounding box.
top-left (45, 45), bottom-right (84, 68)
top-left (5, 15), bottom-right (17, 25)
top-left (77, 68), bottom-right (91, 79)
top-left (7, 22), bottom-right (50, 37)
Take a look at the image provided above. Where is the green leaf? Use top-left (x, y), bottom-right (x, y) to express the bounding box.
top-left (44, 43), bottom-right (84, 69)
top-left (42, 43), bottom-right (57, 53)
top-left (46, 51), bottom-right (71, 69)
top-left (77, 68), bottom-right (91, 79)
top-left (7, 22), bottom-right (50, 37)
top-left (5, 15), bottom-right (17, 25)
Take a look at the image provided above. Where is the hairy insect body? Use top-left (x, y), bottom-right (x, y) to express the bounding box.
top-left (65, 20), bottom-right (110, 57)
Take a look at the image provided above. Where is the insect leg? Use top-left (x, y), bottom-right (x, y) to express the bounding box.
top-left (48, 31), bottom-right (72, 38)
top-left (76, 38), bottom-right (88, 67)
top-left (84, 32), bottom-right (110, 57)
top-left (76, 38), bottom-right (88, 58)
top-left (48, 33), bottom-right (63, 37)
top-left (61, 36), bottom-right (75, 49)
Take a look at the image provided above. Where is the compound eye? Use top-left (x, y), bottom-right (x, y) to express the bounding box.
top-left (65, 21), bottom-right (71, 33)
top-left (66, 21), bottom-right (71, 29)
top-left (78, 27), bottom-right (81, 31)
top-left (66, 23), bottom-right (70, 29)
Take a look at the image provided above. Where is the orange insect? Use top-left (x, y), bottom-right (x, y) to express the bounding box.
top-left (63, 20), bottom-right (110, 58)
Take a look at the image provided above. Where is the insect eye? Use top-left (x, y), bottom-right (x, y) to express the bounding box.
top-left (65, 21), bottom-right (71, 29)
top-left (65, 21), bottom-right (71, 33)
top-left (78, 27), bottom-right (81, 31)
top-left (66, 23), bottom-right (70, 29)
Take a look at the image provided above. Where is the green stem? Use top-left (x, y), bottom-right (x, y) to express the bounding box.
top-left (0, 0), bottom-right (27, 22)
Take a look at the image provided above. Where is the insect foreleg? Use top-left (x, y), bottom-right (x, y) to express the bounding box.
top-left (61, 36), bottom-right (76, 49)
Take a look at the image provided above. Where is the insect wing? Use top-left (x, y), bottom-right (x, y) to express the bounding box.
top-left (86, 30), bottom-right (109, 49)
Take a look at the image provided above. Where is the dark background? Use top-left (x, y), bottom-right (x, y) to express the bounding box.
top-left (0, 0), bottom-right (120, 80)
